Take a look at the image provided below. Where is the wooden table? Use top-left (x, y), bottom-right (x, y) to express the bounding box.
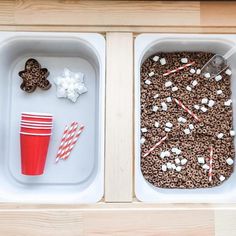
top-left (0, 1), bottom-right (236, 235)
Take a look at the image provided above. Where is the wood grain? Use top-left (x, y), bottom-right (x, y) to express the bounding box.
top-left (105, 33), bottom-right (133, 202)
top-left (201, 1), bottom-right (236, 27)
top-left (13, 0), bottom-right (200, 26)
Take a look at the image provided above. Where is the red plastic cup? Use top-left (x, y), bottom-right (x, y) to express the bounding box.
top-left (20, 125), bottom-right (52, 134)
top-left (21, 115), bottom-right (53, 122)
top-left (21, 120), bottom-right (53, 125)
top-left (20, 132), bottom-right (51, 175)
top-left (21, 122), bottom-right (53, 127)
top-left (21, 112), bottom-right (53, 118)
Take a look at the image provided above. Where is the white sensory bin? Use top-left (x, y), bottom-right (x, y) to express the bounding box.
top-left (135, 34), bottom-right (236, 203)
top-left (0, 32), bottom-right (105, 203)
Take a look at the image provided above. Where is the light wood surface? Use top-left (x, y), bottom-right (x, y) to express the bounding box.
top-left (105, 33), bottom-right (133, 202)
top-left (0, 0), bottom-right (236, 235)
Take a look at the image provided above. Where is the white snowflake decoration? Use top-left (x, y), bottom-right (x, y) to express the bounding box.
top-left (54, 68), bottom-right (87, 102)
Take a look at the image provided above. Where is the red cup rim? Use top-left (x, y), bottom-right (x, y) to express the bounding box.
top-left (21, 122), bottom-right (53, 127)
top-left (20, 120), bottom-right (53, 124)
top-left (20, 132), bottom-right (52, 136)
top-left (20, 125), bottom-right (53, 130)
top-left (21, 112), bottom-right (53, 117)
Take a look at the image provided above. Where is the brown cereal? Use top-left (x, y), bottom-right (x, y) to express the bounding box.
top-left (140, 52), bottom-right (235, 189)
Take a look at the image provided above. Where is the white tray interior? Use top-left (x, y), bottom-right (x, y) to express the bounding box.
top-left (0, 32), bottom-right (105, 203)
top-left (135, 34), bottom-right (236, 203)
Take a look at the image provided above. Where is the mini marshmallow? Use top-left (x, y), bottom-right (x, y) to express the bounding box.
top-left (219, 175), bottom-right (225, 182)
top-left (165, 81), bottom-right (172, 87)
top-left (154, 121), bottom-right (160, 128)
top-left (201, 98), bottom-right (208, 104)
top-left (148, 71), bottom-right (154, 77)
top-left (197, 157), bottom-right (205, 164)
top-left (224, 99), bottom-right (232, 106)
top-left (175, 158), bottom-right (181, 165)
top-left (190, 68), bottom-right (196, 74)
top-left (216, 90), bottom-right (223, 95)
top-left (225, 69), bottom-right (232, 76)
top-left (161, 165), bottom-right (167, 172)
top-left (184, 128), bottom-right (190, 135)
top-left (171, 164), bottom-right (176, 170)
top-left (181, 58), bottom-right (188, 64)
top-left (217, 133), bottom-right (224, 139)
top-left (215, 75), bottom-right (222, 82)
top-left (189, 124), bottom-right (194, 130)
top-left (194, 104), bottom-right (200, 110)
top-left (186, 85), bottom-right (192, 92)
top-left (172, 86), bottom-right (178, 92)
top-left (201, 106), bottom-right (208, 112)
top-left (140, 137), bottom-right (146, 144)
top-left (141, 128), bottom-right (147, 133)
top-left (166, 122), bottom-right (173, 128)
top-left (166, 162), bottom-right (172, 169)
top-left (153, 56), bottom-right (159, 62)
top-left (165, 151), bottom-right (171, 157)
top-left (171, 147), bottom-right (177, 153)
top-left (204, 73), bottom-right (211, 79)
top-left (202, 164), bottom-right (210, 170)
top-left (176, 149), bottom-right (182, 155)
top-left (152, 105), bottom-right (158, 112)
top-left (196, 69), bottom-right (201, 75)
top-left (192, 80), bottom-right (198, 87)
top-left (178, 117), bottom-right (187, 123)
top-left (230, 130), bottom-right (235, 136)
top-left (154, 94), bottom-right (159, 99)
top-left (226, 158), bottom-right (234, 165)
top-left (145, 79), bottom-right (151, 85)
top-left (160, 152), bottom-right (166, 159)
top-left (161, 102), bottom-right (168, 111)
top-left (160, 58), bottom-right (166, 65)
top-left (176, 166), bottom-right (182, 172)
top-left (208, 100), bottom-right (215, 107)
top-left (166, 97), bottom-right (172, 102)
top-left (181, 158), bottom-right (188, 165)
top-left (165, 127), bottom-right (171, 132)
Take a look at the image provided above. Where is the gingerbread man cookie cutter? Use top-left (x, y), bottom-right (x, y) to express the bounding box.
top-left (19, 58), bottom-right (51, 93)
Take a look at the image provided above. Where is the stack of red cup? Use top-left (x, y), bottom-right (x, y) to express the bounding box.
top-left (20, 112), bottom-right (53, 175)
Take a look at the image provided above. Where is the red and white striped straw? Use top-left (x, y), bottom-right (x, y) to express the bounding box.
top-left (208, 146), bottom-right (213, 182)
top-left (174, 98), bottom-right (201, 122)
top-left (163, 62), bottom-right (195, 77)
top-left (61, 125), bottom-right (85, 160)
top-left (59, 122), bottom-right (78, 158)
top-left (143, 135), bottom-right (168, 158)
top-left (55, 125), bottom-right (69, 163)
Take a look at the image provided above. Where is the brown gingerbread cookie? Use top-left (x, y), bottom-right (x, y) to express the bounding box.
top-left (19, 58), bottom-right (51, 93)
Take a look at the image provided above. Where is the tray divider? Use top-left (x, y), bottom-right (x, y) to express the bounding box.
top-left (105, 32), bottom-right (134, 202)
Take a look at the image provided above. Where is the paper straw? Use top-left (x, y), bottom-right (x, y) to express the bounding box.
top-left (55, 125), bottom-right (69, 163)
top-left (143, 135), bottom-right (168, 158)
top-left (59, 122), bottom-right (78, 159)
top-left (174, 98), bottom-right (201, 122)
top-left (61, 125), bottom-right (85, 160)
top-left (163, 62), bottom-right (195, 77)
top-left (208, 146), bottom-right (213, 182)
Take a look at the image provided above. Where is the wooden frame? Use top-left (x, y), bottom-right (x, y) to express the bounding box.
top-left (0, 1), bottom-right (236, 235)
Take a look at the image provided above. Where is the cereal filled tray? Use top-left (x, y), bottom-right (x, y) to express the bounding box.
top-left (135, 34), bottom-right (236, 203)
